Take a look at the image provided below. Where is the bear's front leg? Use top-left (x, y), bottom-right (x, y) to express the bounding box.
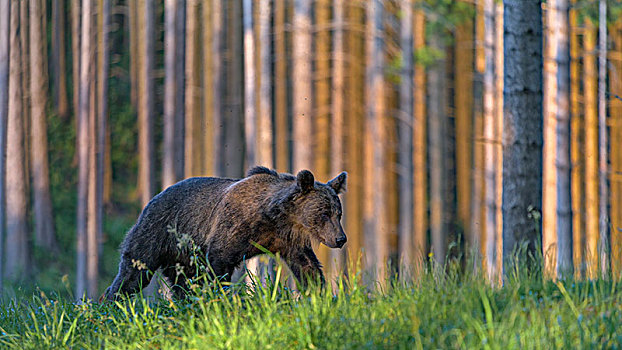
top-left (284, 246), bottom-right (325, 289)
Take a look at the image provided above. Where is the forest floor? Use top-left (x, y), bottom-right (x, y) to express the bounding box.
top-left (0, 263), bottom-right (620, 349)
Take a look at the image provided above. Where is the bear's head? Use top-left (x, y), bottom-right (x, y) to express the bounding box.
top-left (292, 170), bottom-right (348, 249)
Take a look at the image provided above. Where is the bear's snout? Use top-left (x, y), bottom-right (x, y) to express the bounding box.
top-left (335, 235), bottom-right (347, 249)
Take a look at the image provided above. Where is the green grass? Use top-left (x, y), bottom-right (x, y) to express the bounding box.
top-left (0, 262), bottom-right (621, 349)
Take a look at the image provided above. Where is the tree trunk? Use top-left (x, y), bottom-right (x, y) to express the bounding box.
top-left (583, 19), bottom-right (598, 278)
top-left (71, 0), bottom-right (80, 119)
top-left (163, 0), bottom-right (183, 187)
top-left (454, 1), bottom-right (474, 253)
top-left (274, 0), bottom-right (288, 172)
top-left (202, 0), bottom-right (214, 176)
top-left (292, 0), bottom-right (313, 174)
top-left (129, 0), bottom-right (138, 109)
top-left (225, 0), bottom-right (245, 178)
top-left (163, 0), bottom-right (178, 187)
top-left (20, 0), bottom-right (31, 197)
top-left (52, 0), bottom-right (69, 119)
top-left (345, 2), bottom-right (364, 268)
top-left (176, 0), bottom-right (186, 178)
top-left (398, 0), bottom-right (414, 277)
top-left (6, 0), bottom-right (30, 280)
top-left (258, 0), bottom-right (272, 169)
top-left (502, 0), bottom-right (543, 269)
top-left (243, 0), bottom-right (256, 169)
top-left (365, 0), bottom-right (388, 283)
top-left (428, 32), bottom-right (447, 267)
top-left (0, 0), bottom-right (8, 289)
top-left (610, 22), bottom-right (622, 277)
top-left (413, 9), bottom-right (427, 267)
top-left (494, 1), bottom-right (505, 281)
top-left (569, 3), bottom-right (584, 278)
top-left (76, 0), bottom-right (93, 299)
top-left (543, 0), bottom-right (572, 279)
top-left (30, 0), bottom-right (58, 251)
top-left (331, 0), bottom-right (346, 280)
top-left (211, 0), bottom-right (223, 176)
top-left (597, 0), bottom-right (609, 277)
top-left (139, 0), bottom-right (155, 206)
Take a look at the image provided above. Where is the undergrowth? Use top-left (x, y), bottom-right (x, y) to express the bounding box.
top-left (0, 258), bottom-right (621, 349)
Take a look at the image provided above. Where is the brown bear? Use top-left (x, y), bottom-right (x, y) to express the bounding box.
top-left (104, 166), bottom-right (347, 300)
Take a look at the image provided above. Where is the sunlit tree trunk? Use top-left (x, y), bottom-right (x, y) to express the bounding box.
top-left (398, 0), bottom-right (414, 278)
top-left (71, 0), bottom-right (80, 127)
top-left (243, 0), bottom-right (256, 170)
top-left (428, 32), bottom-right (447, 267)
top-left (211, 0), bottom-right (223, 176)
top-left (225, 0), bottom-right (244, 178)
top-left (365, 0), bottom-right (388, 283)
top-left (413, 9), bottom-right (427, 268)
top-left (542, 0), bottom-right (572, 279)
top-left (52, 0), bottom-right (69, 119)
top-left (129, 0), bottom-right (138, 109)
top-left (30, 0), bottom-right (58, 251)
top-left (455, 1), bottom-right (474, 257)
top-left (138, 0), bottom-right (155, 206)
top-left (258, 0), bottom-right (272, 170)
top-left (502, 0), bottom-right (543, 268)
top-left (584, 19), bottom-right (598, 278)
top-left (0, 0), bottom-right (8, 289)
top-left (274, 0), bottom-right (288, 173)
top-left (163, 0), bottom-right (180, 188)
top-left (202, 0), bottom-right (214, 176)
top-left (597, 0), bottom-right (609, 277)
top-left (76, 0), bottom-right (93, 299)
top-left (330, 0), bottom-right (346, 281)
top-left (20, 0), bottom-right (30, 197)
top-left (610, 22), bottom-right (622, 277)
top-left (345, 2), bottom-right (364, 269)
top-left (292, 0), bottom-right (313, 174)
top-left (6, 0), bottom-right (31, 281)
top-left (494, 2), bottom-right (504, 281)
top-left (569, 4), bottom-right (584, 278)
top-left (314, 0), bottom-right (331, 271)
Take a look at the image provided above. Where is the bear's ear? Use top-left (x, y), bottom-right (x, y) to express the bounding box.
top-left (328, 172), bottom-right (347, 194)
top-left (296, 170), bottom-right (315, 194)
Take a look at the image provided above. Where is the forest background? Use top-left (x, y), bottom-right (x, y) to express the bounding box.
top-left (0, 0), bottom-right (621, 301)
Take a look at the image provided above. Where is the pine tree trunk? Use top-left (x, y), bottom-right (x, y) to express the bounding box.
top-left (543, 0), bottom-right (572, 279)
top-left (176, 0), bottom-right (186, 178)
top-left (274, 0), bottom-right (288, 172)
top-left (163, 0), bottom-right (178, 187)
top-left (30, 0), bottom-right (58, 251)
top-left (610, 23), bottom-right (622, 277)
top-left (76, 0), bottom-right (93, 299)
top-left (258, 0), bottom-right (272, 169)
top-left (584, 19), bottom-right (598, 278)
top-left (0, 0), bottom-right (8, 288)
top-left (20, 0), bottom-right (31, 198)
top-left (597, 0), bottom-right (609, 277)
top-left (139, 0), bottom-right (155, 206)
top-left (569, 4), bottom-right (584, 278)
top-left (428, 32), bottom-right (447, 267)
top-left (202, 0), bottom-right (214, 176)
top-left (6, 0), bottom-right (31, 281)
top-left (454, 1), bottom-right (474, 251)
top-left (71, 0), bottom-right (80, 118)
top-left (243, 0), bottom-right (256, 169)
top-left (292, 0), bottom-right (313, 174)
top-left (398, 0), bottom-right (414, 277)
top-left (365, 0), bottom-right (388, 283)
top-left (494, 2), bottom-right (504, 281)
top-left (129, 0), bottom-right (138, 109)
top-left (345, 2), bottom-right (364, 267)
top-left (225, 0), bottom-right (244, 178)
top-left (211, 0), bottom-right (223, 176)
top-left (330, 0), bottom-right (346, 280)
top-left (502, 0), bottom-right (543, 268)
top-left (52, 0), bottom-right (69, 119)
top-left (413, 9), bottom-right (427, 266)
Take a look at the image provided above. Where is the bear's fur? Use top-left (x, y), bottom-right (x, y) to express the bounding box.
top-left (104, 166), bottom-right (347, 300)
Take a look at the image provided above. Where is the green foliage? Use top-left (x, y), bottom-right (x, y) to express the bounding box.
top-left (1, 265), bottom-right (621, 349)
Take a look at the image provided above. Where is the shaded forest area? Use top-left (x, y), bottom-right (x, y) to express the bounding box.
top-left (0, 0), bottom-right (621, 301)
